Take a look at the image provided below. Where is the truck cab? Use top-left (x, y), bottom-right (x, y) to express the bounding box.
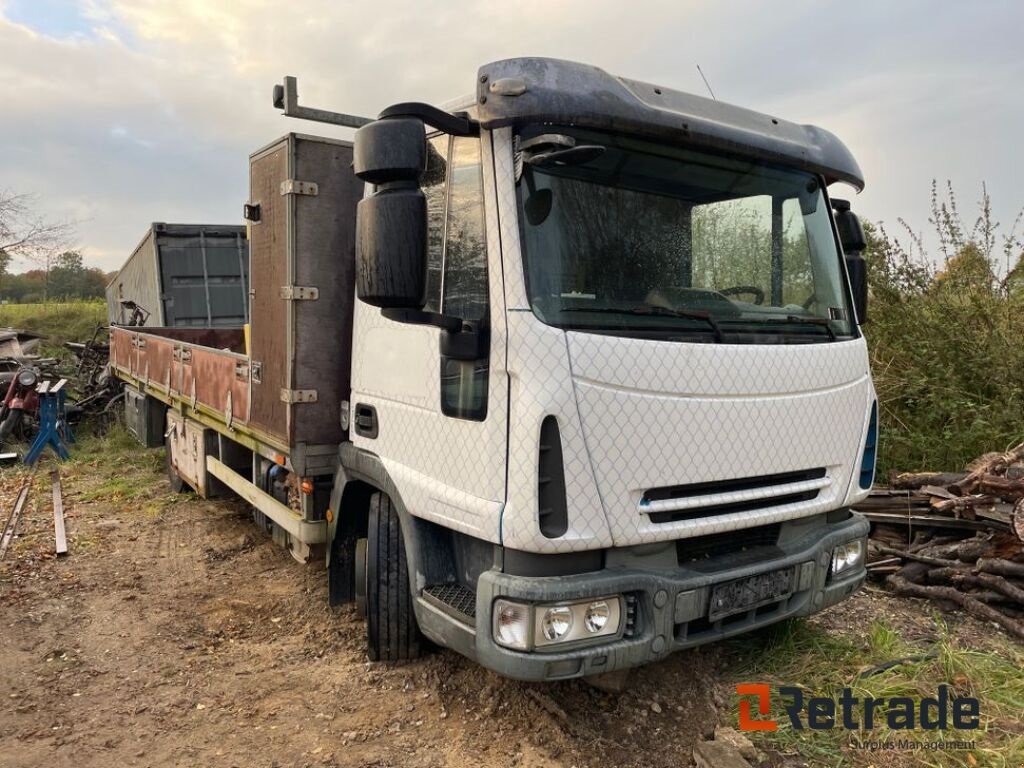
top-left (336, 57), bottom-right (874, 680)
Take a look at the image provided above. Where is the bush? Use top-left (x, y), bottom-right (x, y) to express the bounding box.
top-left (865, 182), bottom-right (1024, 476)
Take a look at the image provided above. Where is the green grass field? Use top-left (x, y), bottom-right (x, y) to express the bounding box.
top-left (0, 300), bottom-right (107, 357)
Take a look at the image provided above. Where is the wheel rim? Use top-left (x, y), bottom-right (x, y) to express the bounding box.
top-left (354, 537), bottom-right (368, 618)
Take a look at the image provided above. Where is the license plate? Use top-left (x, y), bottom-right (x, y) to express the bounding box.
top-left (708, 567), bottom-right (795, 621)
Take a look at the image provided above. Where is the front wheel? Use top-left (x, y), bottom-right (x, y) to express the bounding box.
top-left (365, 492), bottom-right (422, 661)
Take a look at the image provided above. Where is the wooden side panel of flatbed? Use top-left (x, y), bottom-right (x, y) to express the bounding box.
top-left (110, 326), bottom-right (254, 440)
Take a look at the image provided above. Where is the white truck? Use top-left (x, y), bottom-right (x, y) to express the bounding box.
top-left (110, 57), bottom-right (875, 681)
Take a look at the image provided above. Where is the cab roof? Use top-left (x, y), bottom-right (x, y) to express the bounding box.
top-left (474, 58), bottom-right (864, 191)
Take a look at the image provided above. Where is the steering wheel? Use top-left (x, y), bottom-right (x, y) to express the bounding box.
top-left (720, 286), bottom-right (765, 305)
top-left (801, 293), bottom-right (818, 311)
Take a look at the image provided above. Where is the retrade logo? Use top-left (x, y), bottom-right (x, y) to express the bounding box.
top-left (736, 683), bottom-right (777, 732)
top-left (736, 684), bottom-right (980, 732)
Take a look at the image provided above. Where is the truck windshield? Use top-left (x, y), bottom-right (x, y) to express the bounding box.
top-left (516, 128), bottom-right (855, 342)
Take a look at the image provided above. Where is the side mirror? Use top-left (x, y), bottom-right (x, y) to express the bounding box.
top-left (354, 118), bottom-right (428, 308)
top-left (832, 198), bottom-right (868, 323)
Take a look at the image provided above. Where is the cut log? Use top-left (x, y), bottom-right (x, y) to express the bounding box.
top-left (951, 441), bottom-right (1024, 495)
top-left (910, 534), bottom-right (964, 553)
top-left (920, 538), bottom-right (994, 563)
top-left (926, 567), bottom-right (1024, 604)
top-left (975, 476), bottom-right (1024, 502)
top-left (861, 511), bottom-right (1005, 532)
top-left (968, 590), bottom-right (1020, 606)
top-left (975, 558), bottom-right (1024, 579)
top-left (874, 544), bottom-right (961, 569)
top-left (887, 575), bottom-right (1024, 641)
top-left (931, 494), bottom-right (993, 519)
top-left (892, 472), bottom-right (968, 490)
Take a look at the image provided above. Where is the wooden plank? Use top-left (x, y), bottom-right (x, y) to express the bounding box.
top-left (52, 471), bottom-right (67, 556)
top-left (861, 511), bottom-right (1009, 532)
top-left (0, 482), bottom-right (31, 561)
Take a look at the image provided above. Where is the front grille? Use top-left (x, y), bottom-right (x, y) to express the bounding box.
top-left (644, 468), bottom-right (826, 524)
top-left (676, 523), bottom-right (781, 565)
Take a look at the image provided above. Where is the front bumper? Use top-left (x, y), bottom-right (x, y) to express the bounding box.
top-left (417, 512), bottom-right (868, 681)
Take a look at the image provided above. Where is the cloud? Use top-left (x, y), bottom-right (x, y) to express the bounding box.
top-left (1, 0), bottom-right (1022, 271)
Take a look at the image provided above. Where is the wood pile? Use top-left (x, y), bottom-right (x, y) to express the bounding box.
top-left (853, 441), bottom-right (1024, 641)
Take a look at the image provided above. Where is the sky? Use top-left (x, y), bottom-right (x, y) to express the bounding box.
top-left (2, 0), bottom-right (1022, 273)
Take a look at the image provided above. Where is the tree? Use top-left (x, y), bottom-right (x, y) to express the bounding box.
top-left (46, 251), bottom-right (87, 300)
top-left (0, 190), bottom-right (74, 269)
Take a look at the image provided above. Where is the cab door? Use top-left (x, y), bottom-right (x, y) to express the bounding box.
top-left (349, 132), bottom-right (509, 542)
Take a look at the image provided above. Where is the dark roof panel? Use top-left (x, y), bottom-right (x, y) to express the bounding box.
top-left (475, 57), bottom-right (864, 190)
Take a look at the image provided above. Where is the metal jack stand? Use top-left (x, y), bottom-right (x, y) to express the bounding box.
top-left (25, 379), bottom-right (74, 465)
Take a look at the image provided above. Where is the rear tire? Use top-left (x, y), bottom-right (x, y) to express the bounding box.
top-left (366, 492), bottom-right (422, 661)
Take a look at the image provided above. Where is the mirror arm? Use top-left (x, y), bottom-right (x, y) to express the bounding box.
top-left (381, 307), bottom-right (463, 333)
top-left (378, 102), bottom-right (478, 137)
top-left (440, 321), bottom-right (490, 362)
top-left (380, 308), bottom-right (489, 361)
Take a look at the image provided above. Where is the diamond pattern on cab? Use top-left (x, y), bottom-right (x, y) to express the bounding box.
top-left (349, 126), bottom-right (877, 557)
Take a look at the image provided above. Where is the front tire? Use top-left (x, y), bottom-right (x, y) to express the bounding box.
top-left (366, 492), bottom-right (422, 661)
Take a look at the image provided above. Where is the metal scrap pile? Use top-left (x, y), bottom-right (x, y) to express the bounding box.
top-left (64, 325), bottom-right (122, 422)
top-left (855, 442), bottom-right (1024, 641)
top-left (0, 325), bottom-right (121, 454)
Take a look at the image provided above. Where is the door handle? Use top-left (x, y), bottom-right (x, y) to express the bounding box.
top-left (354, 404), bottom-right (378, 438)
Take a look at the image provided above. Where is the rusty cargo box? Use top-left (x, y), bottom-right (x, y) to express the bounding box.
top-left (246, 133), bottom-right (362, 447)
top-left (106, 223), bottom-right (249, 327)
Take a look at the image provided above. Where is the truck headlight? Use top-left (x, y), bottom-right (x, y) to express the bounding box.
top-left (494, 600), bottom-right (531, 650)
top-left (584, 601), bottom-right (611, 633)
top-left (541, 606), bottom-right (573, 640)
top-left (831, 539), bottom-right (864, 575)
top-left (493, 596), bottom-right (623, 651)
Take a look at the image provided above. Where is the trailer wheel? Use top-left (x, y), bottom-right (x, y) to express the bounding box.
top-left (366, 492), bottom-right (422, 661)
top-left (164, 434), bottom-right (191, 494)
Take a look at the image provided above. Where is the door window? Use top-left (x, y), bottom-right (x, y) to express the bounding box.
top-left (439, 137), bottom-right (488, 421)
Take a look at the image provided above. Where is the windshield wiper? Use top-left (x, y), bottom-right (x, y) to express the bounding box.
top-left (561, 306), bottom-right (724, 342)
top-left (782, 316), bottom-right (836, 341)
top-left (722, 315), bottom-right (837, 342)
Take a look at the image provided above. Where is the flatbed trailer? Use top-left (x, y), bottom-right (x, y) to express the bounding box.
top-left (111, 316), bottom-right (338, 556)
top-left (111, 132), bottom-right (362, 561)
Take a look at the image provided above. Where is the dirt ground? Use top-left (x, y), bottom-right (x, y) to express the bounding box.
top-left (0, 453), bottom-right (732, 768)
top-left (0, 444), bottom-right (1013, 768)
